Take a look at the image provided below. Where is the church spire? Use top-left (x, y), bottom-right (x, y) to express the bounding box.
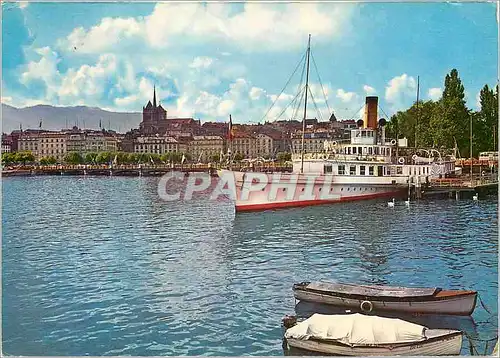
top-left (153, 85), bottom-right (157, 108)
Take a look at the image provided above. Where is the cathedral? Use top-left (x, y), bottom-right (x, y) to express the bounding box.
top-left (139, 87), bottom-right (201, 136)
top-left (139, 86), bottom-right (168, 135)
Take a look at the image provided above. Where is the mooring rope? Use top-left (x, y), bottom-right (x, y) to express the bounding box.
top-left (464, 332), bottom-right (498, 356)
top-left (478, 293), bottom-right (493, 315)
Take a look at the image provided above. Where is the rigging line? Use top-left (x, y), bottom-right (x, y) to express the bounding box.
top-left (310, 50), bottom-right (332, 115)
top-left (378, 105), bottom-right (392, 121)
top-left (274, 84), bottom-right (307, 121)
top-left (260, 52), bottom-right (307, 123)
top-left (291, 53), bottom-right (308, 120)
top-left (308, 85), bottom-right (324, 122)
top-left (292, 84), bottom-right (307, 121)
top-left (347, 103), bottom-right (366, 121)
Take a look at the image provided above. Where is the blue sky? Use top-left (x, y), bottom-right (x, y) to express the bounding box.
top-left (2, 1), bottom-right (498, 124)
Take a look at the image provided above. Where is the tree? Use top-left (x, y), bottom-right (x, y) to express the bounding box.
top-left (1, 152), bottom-right (15, 166)
top-left (430, 69), bottom-right (470, 156)
top-left (46, 156), bottom-right (57, 164)
top-left (64, 152), bottom-right (83, 164)
top-left (234, 153), bottom-right (245, 161)
top-left (386, 100), bottom-right (436, 148)
top-left (85, 152), bottom-right (98, 164)
top-left (210, 154), bottom-right (220, 163)
top-left (96, 152), bottom-right (112, 164)
top-left (160, 152), bottom-right (172, 163)
top-left (475, 84), bottom-right (498, 154)
top-left (14, 151), bottom-right (35, 165)
top-left (276, 152), bottom-right (291, 162)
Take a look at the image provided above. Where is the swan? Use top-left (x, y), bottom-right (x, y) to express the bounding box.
top-left (388, 198), bottom-right (395, 207)
top-left (472, 193), bottom-right (478, 201)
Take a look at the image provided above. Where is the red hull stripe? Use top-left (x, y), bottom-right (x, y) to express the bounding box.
top-left (235, 191), bottom-right (405, 212)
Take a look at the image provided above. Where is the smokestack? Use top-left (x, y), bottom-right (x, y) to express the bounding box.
top-left (363, 96), bottom-right (378, 130)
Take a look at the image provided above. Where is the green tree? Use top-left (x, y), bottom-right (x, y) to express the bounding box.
top-left (1, 152), bottom-right (15, 166)
top-left (475, 84), bottom-right (498, 154)
top-left (160, 152), bottom-right (172, 163)
top-left (210, 154), bottom-right (220, 162)
top-left (430, 69), bottom-right (470, 155)
top-left (85, 152), bottom-right (98, 164)
top-left (386, 100), bottom-right (436, 148)
top-left (276, 152), bottom-right (291, 162)
top-left (14, 151), bottom-right (35, 165)
top-left (234, 153), bottom-right (245, 161)
top-left (64, 152), bottom-right (83, 164)
top-left (96, 152), bottom-right (112, 164)
top-left (46, 156), bottom-right (57, 164)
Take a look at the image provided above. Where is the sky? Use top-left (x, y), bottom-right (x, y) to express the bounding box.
top-left (2, 1), bottom-right (498, 124)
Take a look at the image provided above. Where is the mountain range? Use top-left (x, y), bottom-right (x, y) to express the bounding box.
top-left (1, 104), bottom-right (142, 133)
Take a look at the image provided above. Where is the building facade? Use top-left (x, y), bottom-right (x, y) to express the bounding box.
top-left (189, 136), bottom-right (224, 163)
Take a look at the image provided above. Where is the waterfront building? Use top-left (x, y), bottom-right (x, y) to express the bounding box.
top-left (38, 132), bottom-right (67, 161)
top-left (255, 133), bottom-right (274, 158)
top-left (189, 135), bottom-right (224, 163)
top-left (133, 136), bottom-right (180, 154)
top-left (231, 132), bottom-right (256, 158)
top-left (291, 130), bottom-right (336, 154)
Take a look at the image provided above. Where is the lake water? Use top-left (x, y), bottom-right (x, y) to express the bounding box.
top-left (2, 176), bottom-right (498, 356)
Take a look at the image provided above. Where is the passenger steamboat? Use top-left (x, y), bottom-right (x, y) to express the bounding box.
top-left (219, 36), bottom-right (456, 212)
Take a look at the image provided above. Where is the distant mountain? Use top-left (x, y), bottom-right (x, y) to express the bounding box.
top-left (1, 104), bottom-right (142, 133)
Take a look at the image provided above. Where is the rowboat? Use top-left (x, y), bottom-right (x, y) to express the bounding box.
top-left (283, 313), bottom-right (463, 356)
top-left (293, 282), bottom-right (477, 316)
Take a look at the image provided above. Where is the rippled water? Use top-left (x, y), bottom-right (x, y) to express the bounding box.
top-left (2, 176), bottom-right (498, 356)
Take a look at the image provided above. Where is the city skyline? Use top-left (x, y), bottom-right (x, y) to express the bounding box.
top-left (2, 1), bottom-right (498, 125)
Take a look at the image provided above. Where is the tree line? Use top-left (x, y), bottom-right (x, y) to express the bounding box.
top-left (385, 69), bottom-right (497, 158)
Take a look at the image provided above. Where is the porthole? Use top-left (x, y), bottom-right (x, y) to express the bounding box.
top-left (341, 188), bottom-right (344, 191)
top-left (282, 188), bottom-right (286, 191)
top-left (319, 188), bottom-right (322, 191)
top-left (301, 188), bottom-right (304, 192)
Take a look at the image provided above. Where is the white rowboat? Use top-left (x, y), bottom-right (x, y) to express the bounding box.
top-left (284, 313), bottom-right (463, 356)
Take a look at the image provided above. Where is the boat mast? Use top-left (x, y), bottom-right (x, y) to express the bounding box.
top-left (470, 113), bottom-right (473, 181)
top-left (300, 34), bottom-right (311, 174)
top-left (415, 75), bottom-right (419, 148)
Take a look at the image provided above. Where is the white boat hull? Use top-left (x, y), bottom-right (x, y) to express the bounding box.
top-left (286, 330), bottom-right (462, 356)
top-left (293, 289), bottom-right (477, 316)
top-left (218, 170), bottom-right (407, 212)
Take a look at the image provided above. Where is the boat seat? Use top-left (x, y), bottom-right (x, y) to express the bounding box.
top-left (305, 282), bottom-right (440, 298)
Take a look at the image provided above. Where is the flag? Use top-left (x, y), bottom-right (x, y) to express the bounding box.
top-left (39, 119), bottom-right (42, 128)
top-left (113, 155), bottom-right (118, 165)
top-left (99, 119), bottom-right (102, 129)
top-left (228, 114), bottom-right (234, 140)
top-left (181, 154), bottom-right (186, 164)
top-left (150, 155), bottom-right (154, 165)
top-left (20, 123), bottom-right (23, 132)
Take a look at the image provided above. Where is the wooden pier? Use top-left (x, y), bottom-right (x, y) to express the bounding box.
top-left (2, 163), bottom-right (294, 177)
top-left (421, 176), bottom-right (498, 199)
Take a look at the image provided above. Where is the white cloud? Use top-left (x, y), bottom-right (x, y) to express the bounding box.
top-left (58, 3), bottom-right (355, 54)
top-left (363, 85), bottom-right (376, 95)
top-left (60, 17), bottom-right (143, 54)
top-left (385, 74), bottom-right (417, 111)
top-left (427, 87), bottom-right (442, 101)
top-left (249, 87), bottom-right (266, 100)
top-left (21, 47), bottom-right (61, 100)
top-left (189, 57), bottom-right (214, 70)
top-left (336, 88), bottom-right (357, 103)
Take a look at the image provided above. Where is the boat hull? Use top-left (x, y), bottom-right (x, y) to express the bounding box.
top-left (285, 330), bottom-right (462, 356)
top-left (218, 170), bottom-right (408, 212)
top-left (293, 289), bottom-right (477, 316)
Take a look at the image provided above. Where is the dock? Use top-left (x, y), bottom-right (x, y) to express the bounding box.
top-left (2, 163), bottom-right (294, 177)
top-left (421, 176), bottom-right (498, 199)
